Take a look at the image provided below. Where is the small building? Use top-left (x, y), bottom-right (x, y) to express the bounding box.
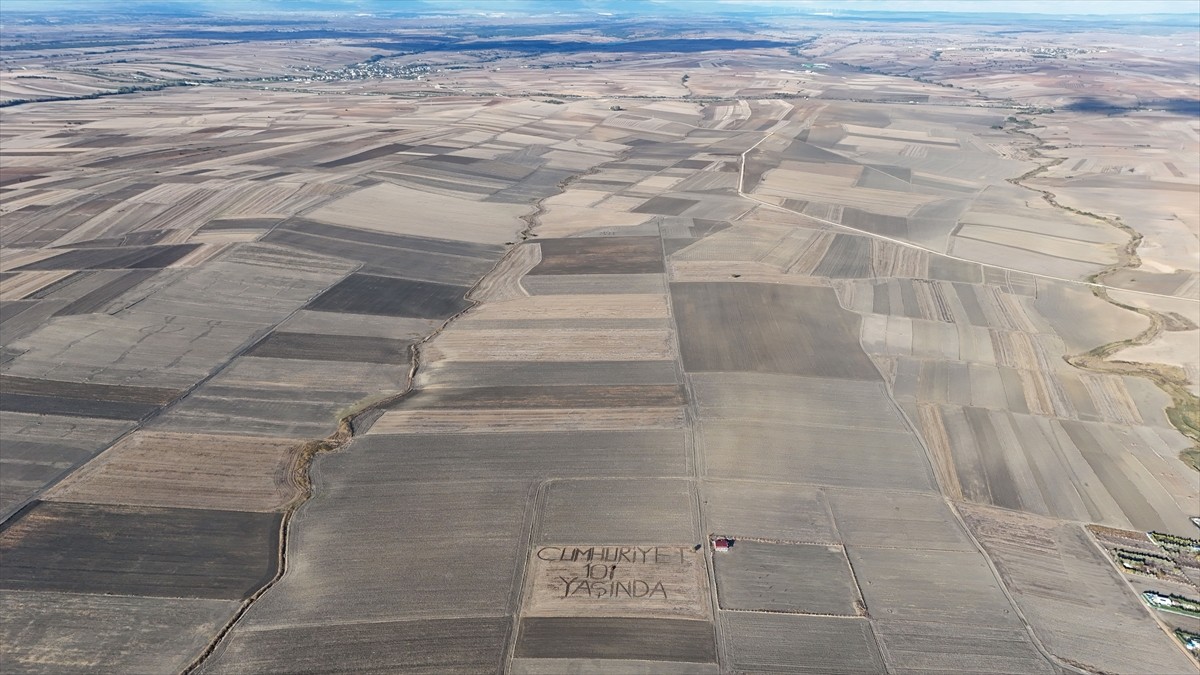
top-left (712, 537), bottom-right (733, 552)
top-left (1144, 591), bottom-right (1174, 607)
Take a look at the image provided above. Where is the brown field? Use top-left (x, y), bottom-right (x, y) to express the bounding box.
top-left (44, 431), bottom-right (300, 512)
top-left (2, 10), bottom-right (1197, 674)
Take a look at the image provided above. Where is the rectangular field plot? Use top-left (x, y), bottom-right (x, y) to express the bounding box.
top-left (45, 431), bottom-right (299, 512)
top-left (961, 505), bottom-right (1199, 675)
top-left (671, 282), bottom-right (878, 379)
top-left (366, 407), bottom-right (686, 435)
top-left (305, 273), bottom-right (470, 320)
top-left (702, 482), bottom-right (836, 543)
top-left (423, 328), bottom-right (675, 362)
top-left (404, 384), bottom-right (685, 410)
top-left (464, 294), bottom-right (670, 321)
top-left (0, 375), bottom-right (178, 420)
top-left (52, 268), bottom-right (158, 316)
top-left (721, 612), bottom-right (885, 674)
top-left (689, 373), bottom-right (908, 431)
top-left (199, 617), bottom-right (510, 675)
top-left (700, 420), bottom-right (935, 491)
top-left (714, 541), bottom-right (859, 615)
top-left (0, 501), bottom-right (280, 600)
top-left (522, 273), bottom-right (667, 295)
top-left (514, 617), bottom-right (716, 663)
top-left (277, 310), bottom-right (440, 342)
top-left (154, 355), bottom-right (411, 438)
top-left (154, 391), bottom-right (349, 439)
top-left (201, 356), bottom-right (411, 395)
top-left (236, 478), bottom-right (531, 627)
top-left (304, 181), bottom-right (528, 245)
top-left (847, 547), bottom-right (1019, 625)
top-left (455, 318), bottom-right (672, 332)
top-left (0, 300), bottom-right (64, 346)
top-left (245, 332), bottom-right (412, 364)
top-left (113, 243), bottom-right (356, 324)
top-left (826, 489), bottom-right (975, 551)
top-left (511, 658), bottom-right (718, 674)
top-left (13, 244), bottom-right (201, 271)
top-left (415, 360), bottom-right (679, 389)
top-left (0, 412), bottom-right (132, 518)
top-left (530, 237), bottom-right (665, 275)
top-left (539, 479), bottom-right (697, 545)
top-left (333, 431), bottom-right (689, 482)
top-left (1, 590), bottom-right (237, 675)
top-left (632, 196), bottom-right (699, 216)
top-left (262, 218), bottom-right (500, 286)
top-left (872, 619), bottom-right (1055, 675)
top-left (524, 543), bottom-right (709, 620)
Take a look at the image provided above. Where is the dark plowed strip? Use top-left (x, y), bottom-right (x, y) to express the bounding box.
top-left (632, 196), bottom-right (699, 216)
top-left (13, 244), bottom-right (200, 271)
top-left (0, 394), bottom-right (161, 420)
top-left (0, 375), bottom-right (178, 404)
top-left (305, 273), bottom-right (471, 320)
top-left (282, 218), bottom-right (503, 257)
top-left (20, 271), bottom-right (98, 300)
top-left (246, 331), bottom-right (412, 364)
top-left (53, 269), bottom-right (157, 315)
top-left (0, 301), bottom-right (37, 325)
top-left (0, 501), bottom-right (281, 600)
top-left (531, 236), bottom-right (665, 276)
top-left (56, 229), bottom-right (167, 248)
top-left (404, 384), bottom-right (686, 409)
top-left (317, 142), bottom-right (414, 168)
top-left (515, 617), bottom-right (717, 662)
top-left (200, 617), bottom-right (510, 674)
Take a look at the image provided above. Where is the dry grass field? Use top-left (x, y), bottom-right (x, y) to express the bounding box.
top-left (2, 8), bottom-right (1198, 674)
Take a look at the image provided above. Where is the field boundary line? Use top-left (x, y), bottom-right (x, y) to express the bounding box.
top-left (501, 479), bottom-right (547, 673)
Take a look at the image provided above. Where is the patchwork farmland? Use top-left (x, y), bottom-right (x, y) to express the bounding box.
top-left (2, 6), bottom-right (1198, 675)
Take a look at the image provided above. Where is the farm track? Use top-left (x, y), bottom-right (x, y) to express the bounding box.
top-left (1005, 125), bottom-right (1200, 469)
top-left (184, 157), bottom-right (606, 675)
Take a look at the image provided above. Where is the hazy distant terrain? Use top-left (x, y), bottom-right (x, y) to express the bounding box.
top-left (1, 2), bottom-right (1198, 673)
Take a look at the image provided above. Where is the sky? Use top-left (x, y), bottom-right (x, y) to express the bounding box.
top-left (712, 0), bottom-right (1200, 14)
top-left (2, 0), bottom-right (1198, 16)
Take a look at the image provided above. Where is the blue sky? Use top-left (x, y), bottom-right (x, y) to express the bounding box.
top-left (3, 0), bottom-right (1198, 15)
top-left (715, 0), bottom-right (1200, 13)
